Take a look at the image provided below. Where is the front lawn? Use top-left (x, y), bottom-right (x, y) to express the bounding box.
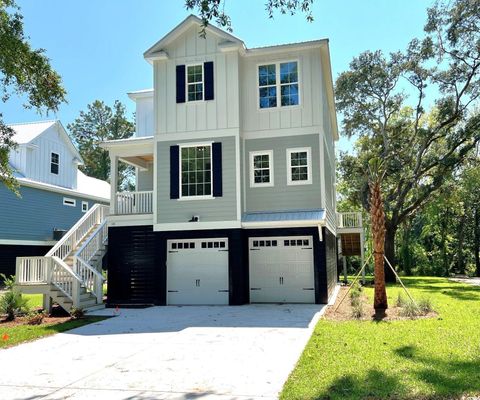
top-left (281, 277), bottom-right (480, 399)
top-left (0, 316), bottom-right (108, 349)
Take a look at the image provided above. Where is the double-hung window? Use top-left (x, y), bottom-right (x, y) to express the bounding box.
top-left (51, 152), bottom-right (59, 175)
top-left (187, 64), bottom-right (204, 102)
top-left (258, 61), bottom-right (299, 109)
top-left (180, 145), bottom-right (212, 198)
top-left (250, 150), bottom-right (274, 187)
top-left (287, 147), bottom-right (312, 185)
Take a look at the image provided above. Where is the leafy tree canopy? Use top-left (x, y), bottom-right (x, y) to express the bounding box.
top-left (0, 0), bottom-right (66, 192)
top-left (67, 100), bottom-right (134, 190)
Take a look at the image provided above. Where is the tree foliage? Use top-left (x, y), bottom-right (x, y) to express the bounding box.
top-left (336, 0), bottom-right (480, 277)
top-left (67, 100), bottom-right (135, 190)
top-left (0, 0), bottom-right (66, 192)
top-left (184, 0), bottom-right (314, 35)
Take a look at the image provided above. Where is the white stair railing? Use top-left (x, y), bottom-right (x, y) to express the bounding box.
top-left (16, 203), bottom-right (110, 309)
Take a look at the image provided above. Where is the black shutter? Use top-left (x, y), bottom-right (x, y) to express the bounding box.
top-left (204, 61), bottom-right (214, 101)
top-left (170, 145), bottom-right (179, 199)
top-left (212, 142), bottom-right (222, 197)
top-left (176, 65), bottom-right (186, 103)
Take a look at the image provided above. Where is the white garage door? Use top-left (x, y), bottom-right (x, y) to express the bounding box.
top-left (249, 236), bottom-right (315, 303)
top-left (167, 238), bottom-right (229, 305)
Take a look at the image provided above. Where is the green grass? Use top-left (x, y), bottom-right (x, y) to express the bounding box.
top-left (23, 294), bottom-right (43, 309)
top-left (0, 316), bottom-right (108, 349)
top-left (281, 277), bottom-right (480, 400)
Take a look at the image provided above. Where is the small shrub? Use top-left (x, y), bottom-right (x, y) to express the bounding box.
top-left (351, 303), bottom-right (364, 319)
top-left (0, 273), bottom-right (15, 290)
top-left (396, 292), bottom-right (407, 308)
top-left (70, 307), bottom-right (85, 320)
top-left (400, 300), bottom-right (420, 318)
top-left (25, 311), bottom-right (46, 325)
top-left (0, 290), bottom-right (29, 321)
top-left (418, 297), bottom-right (433, 314)
top-left (351, 296), bottom-right (361, 308)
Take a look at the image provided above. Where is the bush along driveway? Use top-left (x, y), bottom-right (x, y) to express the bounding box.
top-left (281, 277), bottom-right (480, 400)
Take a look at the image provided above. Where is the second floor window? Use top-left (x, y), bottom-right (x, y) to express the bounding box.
top-left (287, 147), bottom-right (312, 185)
top-left (181, 145), bottom-right (212, 197)
top-left (258, 61), bottom-right (299, 109)
top-left (187, 64), bottom-right (204, 102)
top-left (250, 150), bottom-right (274, 187)
top-left (51, 152), bottom-right (59, 175)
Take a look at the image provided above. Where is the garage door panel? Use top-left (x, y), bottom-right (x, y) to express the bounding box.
top-left (167, 238), bottom-right (229, 305)
top-left (249, 236), bottom-right (315, 303)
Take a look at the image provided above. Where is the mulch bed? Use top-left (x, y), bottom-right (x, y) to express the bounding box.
top-left (0, 316), bottom-right (71, 328)
top-left (324, 286), bottom-right (437, 322)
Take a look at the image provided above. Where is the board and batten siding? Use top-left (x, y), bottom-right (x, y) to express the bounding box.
top-left (0, 185), bottom-right (102, 241)
top-left (155, 26), bottom-right (239, 135)
top-left (25, 124), bottom-right (78, 189)
top-left (240, 49), bottom-right (323, 133)
top-left (156, 136), bottom-right (238, 223)
top-left (244, 134), bottom-right (322, 212)
top-left (136, 96), bottom-right (154, 137)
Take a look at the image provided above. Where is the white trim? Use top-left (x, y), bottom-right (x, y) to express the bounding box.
top-left (320, 135), bottom-right (326, 209)
top-left (0, 239), bottom-right (56, 246)
top-left (81, 201), bottom-right (89, 213)
top-left (186, 63), bottom-right (204, 103)
top-left (286, 147), bottom-right (312, 186)
top-left (154, 220), bottom-right (241, 232)
top-left (153, 134), bottom-right (158, 224)
top-left (178, 142), bottom-right (214, 200)
top-left (242, 219), bottom-right (325, 229)
top-left (257, 59), bottom-right (301, 111)
top-left (249, 150), bottom-right (274, 188)
top-left (156, 128), bottom-right (238, 141)
top-left (63, 197), bottom-right (76, 207)
top-left (235, 134), bottom-right (241, 221)
top-left (17, 178), bottom-right (110, 203)
top-left (242, 137), bottom-right (246, 213)
top-left (108, 214), bottom-right (154, 227)
top-left (242, 126), bottom-right (319, 140)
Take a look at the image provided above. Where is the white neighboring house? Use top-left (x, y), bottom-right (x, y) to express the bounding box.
top-left (0, 120), bottom-right (110, 278)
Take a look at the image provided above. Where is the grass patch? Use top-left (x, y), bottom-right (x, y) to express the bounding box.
top-left (23, 294), bottom-right (43, 309)
top-left (281, 277), bottom-right (480, 400)
top-left (0, 316), bottom-right (108, 349)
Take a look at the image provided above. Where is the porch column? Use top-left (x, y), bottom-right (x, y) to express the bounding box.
top-left (360, 232), bottom-right (365, 284)
top-left (110, 154), bottom-right (118, 215)
top-left (343, 256), bottom-right (347, 284)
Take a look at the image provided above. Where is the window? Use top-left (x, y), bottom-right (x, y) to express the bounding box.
top-left (287, 147), bottom-right (312, 185)
top-left (180, 145), bottom-right (212, 198)
top-left (258, 61), bottom-right (299, 109)
top-left (187, 64), bottom-right (203, 102)
top-left (250, 150), bottom-right (274, 187)
top-left (81, 201), bottom-right (89, 213)
top-left (63, 197), bottom-right (76, 207)
top-left (51, 152), bottom-right (59, 175)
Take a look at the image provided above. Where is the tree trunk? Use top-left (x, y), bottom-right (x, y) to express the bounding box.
top-left (475, 206), bottom-right (480, 277)
top-left (441, 208), bottom-right (449, 277)
top-left (457, 213), bottom-right (466, 275)
top-left (384, 224), bottom-right (397, 283)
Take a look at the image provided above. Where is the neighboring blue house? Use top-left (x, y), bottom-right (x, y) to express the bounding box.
top-left (0, 120), bottom-right (110, 276)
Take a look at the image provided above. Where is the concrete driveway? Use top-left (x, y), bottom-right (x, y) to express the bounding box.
top-left (0, 304), bottom-right (325, 400)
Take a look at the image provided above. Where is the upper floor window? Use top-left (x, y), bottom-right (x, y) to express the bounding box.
top-left (258, 61), bottom-right (299, 109)
top-left (250, 150), bottom-right (274, 187)
top-left (51, 152), bottom-right (59, 175)
top-left (180, 145), bottom-right (212, 198)
top-left (187, 64), bottom-right (204, 102)
top-left (287, 147), bottom-right (312, 185)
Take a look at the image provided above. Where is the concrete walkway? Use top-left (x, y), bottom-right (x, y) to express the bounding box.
top-left (449, 277), bottom-right (480, 286)
top-left (0, 304), bottom-right (325, 400)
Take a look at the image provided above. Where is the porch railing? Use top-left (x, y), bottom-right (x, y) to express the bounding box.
top-left (337, 212), bottom-right (363, 229)
top-left (116, 191), bottom-right (153, 215)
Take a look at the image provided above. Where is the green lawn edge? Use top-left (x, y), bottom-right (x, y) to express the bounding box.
top-left (280, 277), bottom-right (480, 400)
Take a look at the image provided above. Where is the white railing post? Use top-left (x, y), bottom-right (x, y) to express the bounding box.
top-left (95, 275), bottom-right (103, 304)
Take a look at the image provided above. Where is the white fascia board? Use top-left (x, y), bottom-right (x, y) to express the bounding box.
top-left (127, 89), bottom-right (154, 101)
top-left (0, 239), bottom-right (57, 246)
top-left (108, 214), bottom-right (154, 227)
top-left (244, 39), bottom-right (328, 57)
top-left (242, 219), bottom-right (326, 229)
top-left (18, 178), bottom-right (110, 203)
top-left (154, 220), bottom-right (242, 232)
top-left (100, 136), bottom-right (154, 150)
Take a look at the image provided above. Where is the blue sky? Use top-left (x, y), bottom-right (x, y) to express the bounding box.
top-left (3, 0), bottom-right (434, 151)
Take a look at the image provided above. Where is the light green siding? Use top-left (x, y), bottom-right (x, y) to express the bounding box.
top-left (137, 164), bottom-right (153, 191)
top-left (244, 134), bottom-right (322, 212)
top-left (156, 136), bottom-right (238, 223)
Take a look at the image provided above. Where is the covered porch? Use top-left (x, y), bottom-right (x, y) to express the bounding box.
top-left (336, 212), bottom-right (365, 282)
top-left (100, 136), bottom-right (155, 217)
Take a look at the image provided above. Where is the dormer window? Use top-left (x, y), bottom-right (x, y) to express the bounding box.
top-left (187, 64), bottom-right (204, 102)
top-left (258, 61), bottom-right (299, 108)
top-left (51, 152), bottom-right (59, 175)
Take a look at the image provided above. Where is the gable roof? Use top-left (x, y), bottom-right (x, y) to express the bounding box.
top-left (8, 120), bottom-right (83, 163)
top-left (144, 15), bottom-right (245, 61)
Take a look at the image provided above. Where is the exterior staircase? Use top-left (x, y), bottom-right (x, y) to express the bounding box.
top-left (15, 204), bottom-right (109, 312)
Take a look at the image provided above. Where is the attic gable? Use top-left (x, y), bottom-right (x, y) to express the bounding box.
top-left (144, 15), bottom-right (245, 62)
